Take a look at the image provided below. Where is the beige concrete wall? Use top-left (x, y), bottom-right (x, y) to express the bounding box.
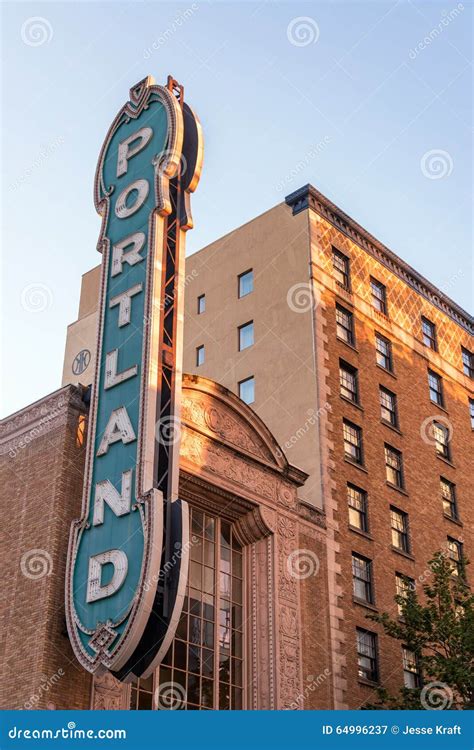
top-left (61, 266), bottom-right (100, 387)
top-left (183, 202), bottom-right (324, 508)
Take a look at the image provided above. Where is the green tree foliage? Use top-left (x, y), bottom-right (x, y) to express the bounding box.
top-left (364, 551), bottom-right (473, 710)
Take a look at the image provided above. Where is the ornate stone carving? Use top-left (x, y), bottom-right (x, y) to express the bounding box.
top-left (92, 672), bottom-right (128, 710)
top-left (275, 514), bottom-right (303, 709)
top-left (181, 428), bottom-right (277, 502)
top-left (181, 395), bottom-right (270, 461)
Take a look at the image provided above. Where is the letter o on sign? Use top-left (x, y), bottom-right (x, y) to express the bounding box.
top-left (115, 179), bottom-right (149, 218)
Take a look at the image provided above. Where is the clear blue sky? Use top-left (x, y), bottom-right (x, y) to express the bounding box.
top-left (2, 0), bottom-right (472, 416)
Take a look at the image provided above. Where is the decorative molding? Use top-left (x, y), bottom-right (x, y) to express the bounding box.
top-left (91, 672), bottom-right (129, 710)
top-left (0, 385), bottom-right (86, 456)
top-left (285, 184), bottom-right (473, 334)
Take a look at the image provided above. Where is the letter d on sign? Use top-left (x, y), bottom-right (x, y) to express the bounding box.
top-left (87, 550), bottom-right (128, 603)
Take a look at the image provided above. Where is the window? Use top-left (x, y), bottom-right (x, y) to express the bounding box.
top-left (332, 248), bottom-right (350, 290)
top-left (343, 420), bottom-right (363, 464)
top-left (447, 537), bottom-right (462, 577)
top-left (238, 376), bottom-right (255, 405)
top-left (375, 333), bottom-right (393, 371)
top-left (130, 674), bottom-right (154, 710)
top-left (395, 573), bottom-right (415, 616)
top-left (461, 347), bottom-right (473, 378)
top-left (339, 360), bottom-right (359, 403)
top-left (197, 294), bottom-right (206, 314)
top-left (380, 387), bottom-right (398, 427)
top-left (385, 444), bottom-right (404, 488)
top-left (238, 321), bottom-right (254, 351)
top-left (469, 399), bottom-right (474, 429)
top-left (390, 507), bottom-right (410, 552)
top-left (433, 421), bottom-right (451, 460)
top-left (352, 554), bottom-right (373, 604)
top-left (149, 508), bottom-right (244, 710)
top-left (440, 478), bottom-right (457, 520)
top-left (428, 370), bottom-right (443, 406)
top-left (370, 278), bottom-right (387, 315)
top-left (196, 345), bottom-right (205, 367)
top-left (402, 647), bottom-right (421, 688)
top-left (238, 269), bottom-right (253, 298)
top-left (421, 316), bottom-right (437, 350)
top-left (356, 629), bottom-right (378, 682)
top-left (335, 304), bottom-right (355, 345)
top-left (347, 484), bottom-right (368, 532)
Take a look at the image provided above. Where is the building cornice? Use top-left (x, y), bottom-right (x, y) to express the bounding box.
top-left (0, 384), bottom-right (87, 456)
top-left (285, 184), bottom-right (473, 334)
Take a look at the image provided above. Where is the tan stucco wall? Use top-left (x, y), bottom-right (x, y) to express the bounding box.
top-left (182, 202), bottom-right (324, 509)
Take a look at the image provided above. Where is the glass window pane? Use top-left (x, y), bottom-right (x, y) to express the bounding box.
top-left (238, 270), bottom-right (253, 298)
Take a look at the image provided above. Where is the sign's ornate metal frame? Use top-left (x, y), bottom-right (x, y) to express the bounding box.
top-left (66, 74), bottom-right (203, 680)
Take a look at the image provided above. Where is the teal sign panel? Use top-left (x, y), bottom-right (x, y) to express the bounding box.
top-left (66, 76), bottom-right (202, 678)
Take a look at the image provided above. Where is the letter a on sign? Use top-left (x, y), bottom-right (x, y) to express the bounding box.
top-left (66, 75), bottom-right (203, 679)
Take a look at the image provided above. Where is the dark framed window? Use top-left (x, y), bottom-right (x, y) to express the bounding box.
top-left (343, 420), bottom-right (363, 464)
top-left (421, 316), bottom-right (437, 350)
top-left (335, 304), bottom-right (355, 345)
top-left (395, 573), bottom-right (415, 616)
top-left (402, 647), bottom-right (421, 688)
top-left (339, 360), bottom-right (359, 403)
top-left (433, 421), bottom-right (451, 460)
top-left (356, 629), bottom-right (378, 682)
top-left (447, 537), bottom-right (462, 577)
top-left (440, 478), bottom-right (457, 520)
top-left (375, 332), bottom-right (392, 371)
top-left (428, 370), bottom-right (443, 406)
top-left (380, 387), bottom-right (398, 427)
top-left (197, 294), bottom-right (206, 315)
top-left (461, 347), bottom-right (473, 378)
top-left (347, 484), bottom-right (368, 532)
top-left (130, 674), bottom-right (154, 710)
top-left (148, 508), bottom-right (244, 710)
top-left (238, 376), bottom-right (255, 405)
top-left (469, 399), bottom-right (474, 429)
top-left (390, 506), bottom-right (410, 552)
top-left (370, 278), bottom-right (387, 315)
top-left (238, 321), bottom-right (254, 351)
top-left (352, 553), bottom-right (373, 603)
top-left (332, 248), bottom-right (350, 290)
top-left (196, 345), bottom-right (205, 367)
top-left (238, 269), bottom-right (253, 298)
top-left (385, 444), bottom-right (404, 487)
